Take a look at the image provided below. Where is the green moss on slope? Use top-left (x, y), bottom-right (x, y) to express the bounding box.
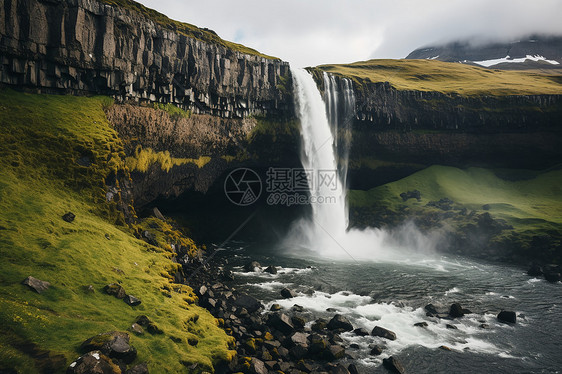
top-left (0, 88), bottom-right (234, 373)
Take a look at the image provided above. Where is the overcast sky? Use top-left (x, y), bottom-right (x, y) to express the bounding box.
top-left (136, 0), bottom-right (562, 67)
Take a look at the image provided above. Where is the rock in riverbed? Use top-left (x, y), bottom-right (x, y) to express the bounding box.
top-left (371, 326), bottom-right (397, 340)
top-left (497, 310), bottom-right (517, 324)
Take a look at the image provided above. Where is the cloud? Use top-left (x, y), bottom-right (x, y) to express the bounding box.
top-left (136, 0), bottom-right (562, 66)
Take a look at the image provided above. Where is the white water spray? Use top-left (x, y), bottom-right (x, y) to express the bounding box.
top-left (286, 68), bottom-right (437, 261)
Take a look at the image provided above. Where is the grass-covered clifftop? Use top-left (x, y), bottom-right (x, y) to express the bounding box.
top-left (0, 88), bottom-right (234, 373)
top-left (315, 59), bottom-right (562, 95)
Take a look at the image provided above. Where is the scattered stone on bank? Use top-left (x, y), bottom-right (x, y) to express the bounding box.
top-left (129, 323), bottom-right (144, 335)
top-left (327, 314), bottom-right (354, 332)
top-left (124, 295), bottom-right (141, 307)
top-left (233, 293), bottom-right (263, 313)
top-left (312, 318), bottom-right (328, 331)
top-left (126, 363), bottom-right (149, 374)
top-left (263, 265), bottom-right (278, 274)
top-left (382, 356), bottom-right (406, 374)
top-left (67, 350), bottom-right (119, 374)
top-left (497, 310), bottom-right (517, 324)
top-left (62, 212), bottom-right (76, 222)
top-left (371, 326), bottom-right (397, 340)
top-left (400, 190), bottom-right (421, 202)
top-left (348, 363), bottom-right (359, 374)
top-left (104, 283), bottom-right (126, 299)
top-left (79, 331), bottom-right (137, 364)
top-left (291, 315), bottom-right (306, 330)
top-left (21, 276), bottom-right (50, 293)
top-left (280, 287), bottom-right (297, 299)
top-left (135, 315), bottom-right (163, 334)
top-left (268, 313), bottom-right (294, 335)
top-left (243, 261), bottom-right (261, 272)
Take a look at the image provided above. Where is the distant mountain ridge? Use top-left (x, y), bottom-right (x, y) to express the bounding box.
top-left (406, 35), bottom-right (562, 69)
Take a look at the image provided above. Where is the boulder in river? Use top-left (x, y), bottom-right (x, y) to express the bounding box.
top-left (243, 261), bottom-right (261, 272)
top-left (424, 303), bottom-right (439, 316)
top-left (280, 287), bottom-right (297, 299)
top-left (497, 310), bottom-right (517, 324)
top-left (543, 264), bottom-right (561, 283)
top-left (414, 322), bottom-right (428, 328)
top-left (264, 266), bottom-right (278, 274)
top-left (527, 264), bottom-right (543, 277)
top-left (371, 326), bottom-right (397, 340)
top-left (370, 345), bottom-right (384, 355)
top-left (353, 327), bottom-right (370, 336)
top-left (449, 303), bottom-right (469, 318)
top-left (21, 276), bottom-right (50, 293)
top-left (382, 356), bottom-right (405, 374)
top-left (327, 314), bottom-right (354, 332)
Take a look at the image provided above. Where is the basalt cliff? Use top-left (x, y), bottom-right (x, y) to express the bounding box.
top-left (2, 0), bottom-right (562, 210)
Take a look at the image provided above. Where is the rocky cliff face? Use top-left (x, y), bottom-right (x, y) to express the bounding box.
top-left (0, 0), bottom-right (293, 118)
top-left (311, 71), bottom-right (562, 188)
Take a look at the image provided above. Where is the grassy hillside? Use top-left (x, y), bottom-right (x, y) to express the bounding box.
top-left (0, 88), bottom-right (234, 373)
top-left (316, 59), bottom-right (562, 95)
top-left (349, 165), bottom-right (562, 259)
top-left (100, 0), bottom-right (277, 60)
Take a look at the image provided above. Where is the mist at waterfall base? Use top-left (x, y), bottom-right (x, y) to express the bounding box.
top-left (283, 68), bottom-right (438, 262)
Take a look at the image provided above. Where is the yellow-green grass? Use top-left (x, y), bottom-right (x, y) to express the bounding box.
top-left (0, 88), bottom-right (234, 372)
top-left (126, 146), bottom-right (211, 173)
top-left (349, 165), bottom-right (562, 234)
top-left (99, 0), bottom-right (278, 60)
top-left (316, 59), bottom-right (562, 96)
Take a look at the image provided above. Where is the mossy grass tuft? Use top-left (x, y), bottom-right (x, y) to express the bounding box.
top-left (0, 87), bottom-right (234, 373)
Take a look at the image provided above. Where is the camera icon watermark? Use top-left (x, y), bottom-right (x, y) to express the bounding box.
top-left (224, 167), bottom-right (339, 206)
top-left (224, 168), bottom-right (262, 206)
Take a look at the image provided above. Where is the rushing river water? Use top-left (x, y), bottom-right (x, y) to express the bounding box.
top-left (216, 243), bottom-right (562, 373)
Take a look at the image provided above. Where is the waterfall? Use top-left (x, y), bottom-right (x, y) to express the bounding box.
top-left (290, 68), bottom-right (348, 240)
top-left (286, 68), bottom-right (434, 261)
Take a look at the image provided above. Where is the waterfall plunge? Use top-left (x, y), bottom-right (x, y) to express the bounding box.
top-left (285, 68), bottom-right (437, 262)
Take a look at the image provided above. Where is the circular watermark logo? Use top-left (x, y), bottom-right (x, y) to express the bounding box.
top-left (224, 168), bottom-right (262, 206)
